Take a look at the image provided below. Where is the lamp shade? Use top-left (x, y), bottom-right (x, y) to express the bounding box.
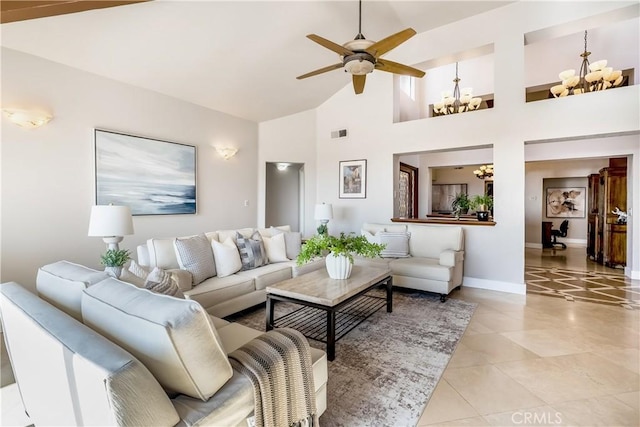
top-left (88, 205), bottom-right (134, 237)
top-left (314, 203), bottom-right (333, 221)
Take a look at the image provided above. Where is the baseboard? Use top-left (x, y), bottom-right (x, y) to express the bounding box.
top-left (626, 267), bottom-right (640, 280)
top-left (462, 277), bottom-right (526, 295)
top-left (525, 240), bottom-right (587, 249)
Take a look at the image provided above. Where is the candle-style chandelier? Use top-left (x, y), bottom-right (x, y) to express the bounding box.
top-left (550, 30), bottom-right (623, 98)
top-left (433, 62), bottom-right (482, 115)
top-left (473, 164), bottom-right (493, 180)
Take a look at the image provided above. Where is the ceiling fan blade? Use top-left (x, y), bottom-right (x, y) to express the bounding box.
top-left (353, 75), bottom-right (366, 94)
top-left (376, 59), bottom-right (425, 78)
top-left (365, 28), bottom-right (417, 57)
top-left (296, 63), bottom-right (344, 80)
top-left (306, 34), bottom-right (354, 56)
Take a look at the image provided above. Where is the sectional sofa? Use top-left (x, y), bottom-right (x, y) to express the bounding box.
top-left (0, 260), bottom-right (327, 426)
top-left (356, 222), bottom-right (465, 301)
top-left (136, 225), bottom-right (324, 318)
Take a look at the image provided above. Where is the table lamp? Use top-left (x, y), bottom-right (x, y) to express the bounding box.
top-left (88, 205), bottom-right (134, 251)
top-left (314, 203), bottom-right (333, 236)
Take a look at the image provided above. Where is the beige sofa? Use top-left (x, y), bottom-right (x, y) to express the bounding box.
top-left (357, 222), bottom-right (465, 301)
top-left (137, 226), bottom-right (324, 318)
top-left (0, 261), bottom-right (327, 426)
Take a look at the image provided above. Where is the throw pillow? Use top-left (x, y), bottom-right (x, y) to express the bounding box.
top-left (119, 260), bottom-right (149, 288)
top-left (145, 267), bottom-right (184, 298)
top-left (174, 234), bottom-right (216, 286)
top-left (378, 231), bottom-right (411, 258)
top-left (361, 230), bottom-right (377, 244)
top-left (262, 232), bottom-right (289, 263)
top-left (211, 237), bottom-right (243, 278)
top-left (235, 231), bottom-right (268, 271)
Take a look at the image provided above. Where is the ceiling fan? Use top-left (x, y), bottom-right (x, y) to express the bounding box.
top-left (297, 0), bottom-right (426, 94)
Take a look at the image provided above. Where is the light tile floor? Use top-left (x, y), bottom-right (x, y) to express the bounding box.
top-left (418, 248), bottom-right (640, 426)
top-left (2, 248), bottom-right (638, 426)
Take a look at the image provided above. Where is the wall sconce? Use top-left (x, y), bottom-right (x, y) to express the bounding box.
top-left (2, 108), bottom-right (53, 129)
top-left (215, 146), bottom-right (238, 160)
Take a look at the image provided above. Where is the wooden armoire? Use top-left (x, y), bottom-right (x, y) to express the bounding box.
top-left (587, 157), bottom-right (627, 268)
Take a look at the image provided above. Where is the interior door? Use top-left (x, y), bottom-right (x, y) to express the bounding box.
top-left (399, 163), bottom-right (419, 218)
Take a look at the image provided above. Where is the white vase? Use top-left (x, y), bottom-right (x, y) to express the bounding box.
top-left (325, 253), bottom-right (353, 279)
top-left (105, 266), bottom-right (123, 279)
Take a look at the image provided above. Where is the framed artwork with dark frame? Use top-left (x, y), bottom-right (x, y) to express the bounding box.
top-left (546, 187), bottom-right (586, 218)
top-left (94, 129), bottom-right (197, 215)
top-left (339, 159), bottom-right (367, 199)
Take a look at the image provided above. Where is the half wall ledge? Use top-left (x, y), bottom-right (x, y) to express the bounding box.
top-left (390, 217), bottom-right (496, 226)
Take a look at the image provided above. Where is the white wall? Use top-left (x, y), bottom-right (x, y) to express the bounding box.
top-left (259, 1), bottom-right (640, 291)
top-left (1, 48), bottom-right (258, 292)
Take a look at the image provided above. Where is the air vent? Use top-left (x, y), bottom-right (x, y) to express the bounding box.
top-left (331, 129), bottom-right (348, 139)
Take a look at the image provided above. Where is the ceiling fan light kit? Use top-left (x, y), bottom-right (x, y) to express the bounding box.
top-left (297, 0), bottom-right (425, 95)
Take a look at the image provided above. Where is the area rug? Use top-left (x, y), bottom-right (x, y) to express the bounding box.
top-left (228, 290), bottom-right (476, 427)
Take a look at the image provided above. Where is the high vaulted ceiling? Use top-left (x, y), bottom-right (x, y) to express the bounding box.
top-left (1, 1), bottom-right (510, 122)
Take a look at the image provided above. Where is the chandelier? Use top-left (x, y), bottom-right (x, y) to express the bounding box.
top-left (433, 62), bottom-right (482, 116)
top-left (473, 164), bottom-right (493, 180)
top-left (550, 30), bottom-right (623, 98)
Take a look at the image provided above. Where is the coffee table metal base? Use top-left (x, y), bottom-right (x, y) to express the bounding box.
top-left (266, 275), bottom-right (392, 361)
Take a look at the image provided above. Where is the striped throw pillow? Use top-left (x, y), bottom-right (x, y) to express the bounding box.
top-left (235, 231), bottom-right (268, 270)
top-left (378, 231), bottom-right (411, 258)
top-left (145, 267), bottom-right (184, 298)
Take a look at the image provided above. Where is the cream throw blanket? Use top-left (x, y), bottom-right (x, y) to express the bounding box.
top-left (229, 328), bottom-right (318, 427)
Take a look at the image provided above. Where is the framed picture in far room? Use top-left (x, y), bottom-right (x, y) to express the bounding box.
top-left (94, 129), bottom-right (197, 215)
top-left (546, 187), bottom-right (586, 218)
top-left (339, 159), bottom-right (367, 198)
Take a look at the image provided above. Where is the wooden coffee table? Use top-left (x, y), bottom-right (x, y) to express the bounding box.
top-left (265, 265), bottom-right (392, 361)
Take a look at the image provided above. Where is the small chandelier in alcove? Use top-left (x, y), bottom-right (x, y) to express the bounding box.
top-left (550, 30), bottom-right (623, 98)
top-left (433, 63), bottom-right (482, 116)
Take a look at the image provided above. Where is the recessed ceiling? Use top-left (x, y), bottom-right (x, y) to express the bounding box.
top-left (1, 1), bottom-right (510, 122)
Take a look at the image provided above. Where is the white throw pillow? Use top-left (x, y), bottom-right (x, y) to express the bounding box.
top-left (211, 237), bottom-right (243, 278)
top-left (263, 232), bottom-right (289, 263)
top-left (361, 230), bottom-right (377, 244)
top-left (269, 228), bottom-right (302, 260)
top-left (378, 231), bottom-right (411, 258)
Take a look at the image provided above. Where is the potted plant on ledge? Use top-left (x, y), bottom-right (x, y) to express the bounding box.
top-left (297, 233), bottom-right (385, 279)
top-left (451, 192), bottom-right (471, 217)
top-left (470, 194), bottom-right (493, 221)
top-left (100, 249), bottom-right (131, 278)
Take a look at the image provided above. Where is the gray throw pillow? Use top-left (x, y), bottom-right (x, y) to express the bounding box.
top-left (174, 234), bottom-right (216, 285)
top-left (235, 231), bottom-right (268, 270)
top-left (283, 231), bottom-right (302, 260)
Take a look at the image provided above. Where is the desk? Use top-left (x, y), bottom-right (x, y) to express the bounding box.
top-left (542, 221), bottom-right (553, 248)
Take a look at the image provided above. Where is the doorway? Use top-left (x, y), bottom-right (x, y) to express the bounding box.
top-left (265, 162), bottom-right (304, 231)
top-left (399, 162), bottom-right (419, 218)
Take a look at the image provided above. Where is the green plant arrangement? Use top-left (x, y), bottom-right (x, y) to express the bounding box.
top-left (296, 232), bottom-right (385, 265)
top-left (100, 249), bottom-right (131, 267)
top-left (317, 223), bottom-right (328, 236)
top-left (469, 194), bottom-right (494, 212)
top-left (451, 192), bottom-right (471, 214)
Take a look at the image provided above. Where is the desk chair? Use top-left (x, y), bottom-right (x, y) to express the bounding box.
top-left (550, 220), bottom-right (569, 249)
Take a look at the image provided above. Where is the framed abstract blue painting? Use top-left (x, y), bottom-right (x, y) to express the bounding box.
top-left (94, 129), bottom-right (196, 215)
